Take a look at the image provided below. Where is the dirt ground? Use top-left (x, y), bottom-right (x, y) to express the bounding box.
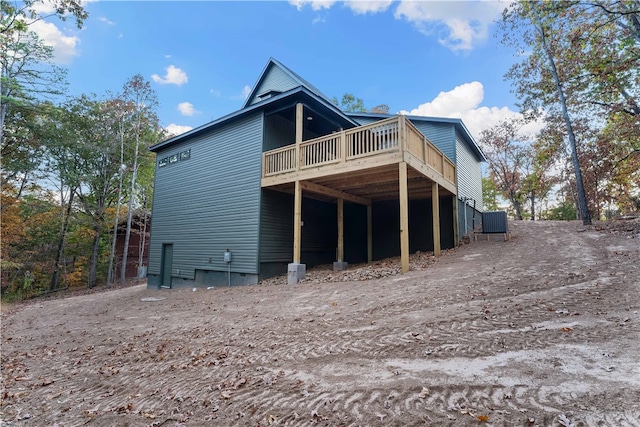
top-left (1, 220), bottom-right (639, 426)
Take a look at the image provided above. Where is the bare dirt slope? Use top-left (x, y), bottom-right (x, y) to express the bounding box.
top-left (1, 220), bottom-right (639, 426)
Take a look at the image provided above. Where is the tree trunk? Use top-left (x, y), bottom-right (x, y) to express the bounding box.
top-left (87, 221), bottom-right (103, 289)
top-left (530, 190), bottom-right (536, 221)
top-left (107, 170), bottom-right (124, 287)
top-left (137, 198), bottom-right (149, 277)
top-left (539, 23), bottom-right (592, 225)
top-left (121, 112), bottom-right (141, 286)
top-left (51, 190), bottom-right (74, 291)
top-left (513, 199), bottom-right (523, 220)
top-left (107, 124), bottom-right (125, 287)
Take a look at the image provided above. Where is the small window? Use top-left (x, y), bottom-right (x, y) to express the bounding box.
top-left (158, 157), bottom-right (168, 167)
top-left (180, 149), bottom-right (191, 161)
top-left (169, 154), bottom-right (179, 164)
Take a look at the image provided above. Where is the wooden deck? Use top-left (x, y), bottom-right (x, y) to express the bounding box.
top-left (261, 115), bottom-right (457, 198)
top-left (261, 110), bottom-right (457, 276)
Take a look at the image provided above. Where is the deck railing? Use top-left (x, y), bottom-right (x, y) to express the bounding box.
top-left (262, 116), bottom-right (456, 187)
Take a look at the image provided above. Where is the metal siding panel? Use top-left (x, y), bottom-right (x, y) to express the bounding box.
top-left (351, 116), bottom-right (382, 126)
top-left (455, 131), bottom-right (483, 211)
top-left (409, 120), bottom-right (456, 162)
top-left (259, 189), bottom-right (294, 262)
top-left (247, 66), bottom-right (298, 106)
top-left (482, 211), bottom-right (509, 233)
top-left (263, 114), bottom-right (295, 151)
top-left (148, 112), bottom-right (264, 278)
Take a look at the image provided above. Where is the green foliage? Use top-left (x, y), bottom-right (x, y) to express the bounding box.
top-left (543, 200), bottom-right (577, 221)
top-left (332, 93), bottom-right (367, 112)
top-left (482, 177), bottom-right (500, 212)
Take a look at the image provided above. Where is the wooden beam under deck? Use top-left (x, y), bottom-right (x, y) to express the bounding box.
top-left (299, 181), bottom-right (370, 206)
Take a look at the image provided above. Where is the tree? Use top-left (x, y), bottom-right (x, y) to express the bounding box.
top-left (1, 0), bottom-right (87, 148)
top-left (479, 118), bottom-right (532, 220)
top-left (66, 95), bottom-right (122, 288)
top-left (106, 99), bottom-right (128, 287)
top-left (502, 1), bottom-right (592, 224)
top-left (1, 105), bottom-right (47, 203)
top-left (120, 74), bottom-right (159, 286)
top-left (40, 103), bottom-right (83, 290)
top-left (502, 0), bottom-right (640, 220)
top-left (332, 93), bottom-right (367, 112)
top-left (371, 104), bottom-right (390, 114)
top-left (482, 177), bottom-right (500, 211)
top-left (0, 0), bottom-right (87, 36)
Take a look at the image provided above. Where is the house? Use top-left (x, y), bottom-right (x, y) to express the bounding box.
top-left (147, 58), bottom-right (486, 289)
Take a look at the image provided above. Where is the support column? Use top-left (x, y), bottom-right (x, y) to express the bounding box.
top-left (289, 180), bottom-right (306, 284)
top-left (367, 203), bottom-right (372, 263)
top-left (334, 198), bottom-right (347, 271)
top-left (432, 182), bottom-right (441, 256)
top-left (295, 103), bottom-right (303, 171)
top-left (399, 162), bottom-right (410, 273)
top-left (452, 194), bottom-right (459, 246)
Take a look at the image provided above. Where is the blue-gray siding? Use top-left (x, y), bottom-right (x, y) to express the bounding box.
top-left (409, 120), bottom-right (456, 163)
top-left (148, 112), bottom-right (264, 279)
top-left (259, 189), bottom-right (293, 263)
top-left (455, 130), bottom-right (483, 211)
top-left (263, 114), bottom-right (295, 151)
top-left (247, 66), bottom-right (299, 106)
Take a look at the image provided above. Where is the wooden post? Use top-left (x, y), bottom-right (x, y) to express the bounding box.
top-left (432, 182), bottom-right (441, 256)
top-left (337, 198), bottom-right (344, 262)
top-left (293, 180), bottom-right (302, 263)
top-left (340, 128), bottom-right (347, 163)
top-left (399, 115), bottom-right (407, 153)
top-left (452, 195), bottom-right (459, 247)
top-left (399, 162), bottom-right (409, 273)
top-left (367, 203), bottom-right (372, 263)
top-left (295, 103), bottom-right (303, 171)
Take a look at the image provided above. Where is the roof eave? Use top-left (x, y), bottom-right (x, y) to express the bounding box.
top-left (151, 86), bottom-right (358, 152)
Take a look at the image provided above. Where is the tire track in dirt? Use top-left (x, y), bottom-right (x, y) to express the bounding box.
top-left (2, 221), bottom-right (639, 426)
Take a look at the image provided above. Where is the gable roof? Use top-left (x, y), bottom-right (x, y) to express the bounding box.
top-left (347, 112), bottom-right (487, 162)
top-left (243, 58), bottom-right (334, 109)
top-left (151, 85), bottom-right (358, 152)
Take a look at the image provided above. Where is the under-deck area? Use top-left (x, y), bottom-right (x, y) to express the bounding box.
top-left (260, 106), bottom-right (458, 281)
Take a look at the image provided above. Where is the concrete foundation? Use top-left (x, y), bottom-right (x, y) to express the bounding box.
top-left (333, 261), bottom-right (348, 271)
top-left (287, 263), bottom-right (306, 284)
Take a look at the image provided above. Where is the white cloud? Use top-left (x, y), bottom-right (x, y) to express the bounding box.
top-left (346, 0), bottom-right (394, 14)
top-left (151, 65), bottom-right (188, 86)
top-left (210, 89), bottom-right (221, 97)
top-left (399, 81), bottom-right (544, 139)
top-left (165, 124), bottom-right (193, 137)
top-left (98, 16), bottom-right (115, 25)
top-left (289, 0), bottom-right (338, 11)
top-left (29, 20), bottom-right (79, 64)
top-left (289, 0), bottom-right (505, 52)
top-left (177, 102), bottom-right (199, 116)
top-left (242, 85), bottom-right (252, 99)
top-left (394, 0), bottom-right (504, 51)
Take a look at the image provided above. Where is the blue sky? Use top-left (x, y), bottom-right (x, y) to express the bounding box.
top-left (33, 0), bottom-right (533, 140)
